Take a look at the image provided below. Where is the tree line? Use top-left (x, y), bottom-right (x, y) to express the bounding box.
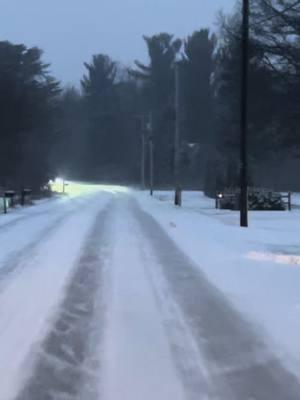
top-left (0, 0), bottom-right (299, 192)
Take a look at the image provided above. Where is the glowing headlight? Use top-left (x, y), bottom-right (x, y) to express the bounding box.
top-left (55, 177), bottom-right (64, 185)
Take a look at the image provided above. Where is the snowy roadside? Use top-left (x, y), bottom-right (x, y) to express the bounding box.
top-left (0, 195), bottom-right (99, 274)
top-left (0, 181), bottom-right (126, 228)
top-left (135, 190), bottom-right (300, 376)
top-left (0, 196), bottom-right (60, 228)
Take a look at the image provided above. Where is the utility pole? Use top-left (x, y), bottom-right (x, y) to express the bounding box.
top-left (149, 138), bottom-right (154, 196)
top-left (141, 129), bottom-right (146, 190)
top-left (240, 0), bottom-right (249, 227)
top-left (148, 112), bottom-right (154, 196)
top-left (174, 61), bottom-right (182, 206)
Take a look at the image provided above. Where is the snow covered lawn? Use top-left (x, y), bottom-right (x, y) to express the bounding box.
top-left (135, 190), bottom-right (300, 376)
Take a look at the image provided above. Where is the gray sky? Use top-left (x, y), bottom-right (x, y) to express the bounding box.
top-left (0, 0), bottom-right (235, 85)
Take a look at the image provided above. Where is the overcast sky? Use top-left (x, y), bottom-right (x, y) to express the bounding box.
top-left (0, 0), bottom-right (235, 85)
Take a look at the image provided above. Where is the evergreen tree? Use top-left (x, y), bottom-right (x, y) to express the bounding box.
top-left (81, 55), bottom-right (140, 182)
top-left (132, 33), bottom-right (182, 183)
top-left (0, 41), bottom-right (60, 189)
top-left (182, 29), bottom-right (216, 145)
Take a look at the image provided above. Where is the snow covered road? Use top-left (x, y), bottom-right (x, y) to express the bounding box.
top-left (0, 188), bottom-right (299, 399)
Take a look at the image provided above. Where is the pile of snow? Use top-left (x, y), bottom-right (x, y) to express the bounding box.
top-left (135, 190), bottom-right (300, 376)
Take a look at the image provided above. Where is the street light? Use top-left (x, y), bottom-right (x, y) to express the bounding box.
top-left (55, 177), bottom-right (66, 194)
top-left (240, 0), bottom-right (249, 227)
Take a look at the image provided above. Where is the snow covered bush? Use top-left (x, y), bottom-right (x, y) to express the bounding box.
top-left (248, 188), bottom-right (285, 211)
top-left (219, 188), bottom-right (286, 211)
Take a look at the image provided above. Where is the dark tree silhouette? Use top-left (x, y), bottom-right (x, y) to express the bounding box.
top-left (0, 41), bottom-right (60, 190)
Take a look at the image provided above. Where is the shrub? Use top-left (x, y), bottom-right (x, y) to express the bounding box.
top-left (218, 187), bottom-right (285, 211)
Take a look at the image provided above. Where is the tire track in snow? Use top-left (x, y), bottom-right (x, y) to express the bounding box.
top-left (101, 196), bottom-right (186, 400)
top-left (136, 229), bottom-right (215, 400)
top-left (0, 196), bottom-right (95, 291)
top-left (129, 199), bottom-right (216, 400)
top-left (132, 199), bottom-right (300, 400)
top-left (0, 196), bottom-right (90, 234)
top-left (14, 203), bottom-right (112, 400)
top-left (0, 199), bottom-right (58, 231)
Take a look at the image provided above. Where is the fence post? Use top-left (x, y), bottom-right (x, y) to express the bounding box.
top-left (288, 192), bottom-right (292, 211)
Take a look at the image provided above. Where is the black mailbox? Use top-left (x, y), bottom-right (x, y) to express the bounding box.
top-left (3, 191), bottom-right (15, 213)
top-left (5, 191), bottom-right (15, 199)
top-left (21, 189), bottom-right (32, 206)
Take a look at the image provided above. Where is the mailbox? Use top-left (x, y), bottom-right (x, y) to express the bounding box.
top-left (21, 189), bottom-right (32, 206)
top-left (3, 191), bottom-right (15, 214)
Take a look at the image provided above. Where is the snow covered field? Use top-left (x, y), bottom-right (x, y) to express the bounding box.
top-left (136, 190), bottom-right (300, 377)
top-left (0, 184), bottom-right (300, 399)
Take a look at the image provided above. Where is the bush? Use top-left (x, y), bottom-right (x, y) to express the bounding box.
top-left (219, 187), bottom-right (285, 211)
top-left (248, 188), bottom-right (285, 210)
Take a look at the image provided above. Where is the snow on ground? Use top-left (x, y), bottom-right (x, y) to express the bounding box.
top-left (0, 187), bottom-right (113, 399)
top-left (102, 198), bottom-right (186, 400)
top-left (135, 190), bottom-right (300, 376)
top-left (0, 197), bottom-right (59, 228)
top-left (292, 193), bottom-right (300, 207)
top-left (1, 184), bottom-right (300, 399)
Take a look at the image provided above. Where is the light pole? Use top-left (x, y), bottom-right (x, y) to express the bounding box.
top-left (174, 61), bottom-right (182, 207)
top-left (240, 0), bottom-right (249, 227)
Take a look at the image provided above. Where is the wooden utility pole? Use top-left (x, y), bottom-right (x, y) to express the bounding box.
top-left (174, 62), bottom-right (182, 206)
top-left (141, 131), bottom-right (146, 190)
top-left (148, 112), bottom-right (154, 196)
top-left (149, 137), bottom-right (154, 196)
top-left (240, 0), bottom-right (249, 227)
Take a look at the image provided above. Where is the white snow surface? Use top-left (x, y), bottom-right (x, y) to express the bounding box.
top-left (1, 186), bottom-right (300, 399)
top-left (0, 191), bottom-right (112, 399)
top-left (102, 199), bottom-right (186, 400)
top-left (135, 190), bottom-right (300, 376)
top-left (0, 186), bottom-right (196, 400)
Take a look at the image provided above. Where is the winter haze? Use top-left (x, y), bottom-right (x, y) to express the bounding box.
top-left (1, 1), bottom-right (300, 399)
top-left (0, 0), bottom-right (235, 84)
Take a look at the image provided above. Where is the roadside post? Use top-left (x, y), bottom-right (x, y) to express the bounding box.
top-left (288, 192), bottom-right (292, 211)
top-left (3, 196), bottom-right (6, 214)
